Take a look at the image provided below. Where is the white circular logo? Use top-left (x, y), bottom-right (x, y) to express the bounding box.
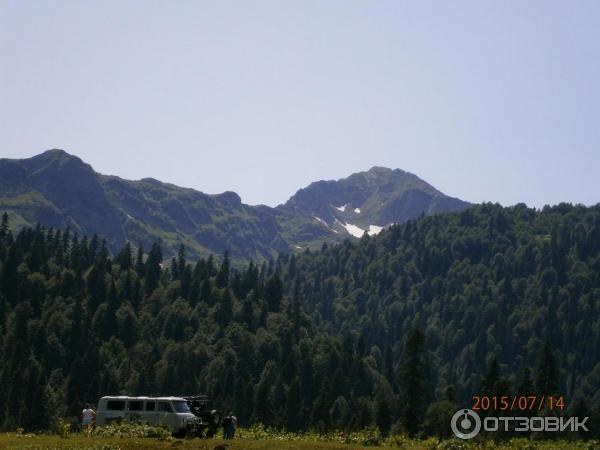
top-left (451, 409), bottom-right (481, 439)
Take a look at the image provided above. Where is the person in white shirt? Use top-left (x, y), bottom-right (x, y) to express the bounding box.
top-left (81, 403), bottom-right (96, 428)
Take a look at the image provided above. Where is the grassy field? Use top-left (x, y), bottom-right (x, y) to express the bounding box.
top-left (0, 434), bottom-right (369, 450)
top-left (0, 424), bottom-right (596, 450)
top-left (0, 433), bottom-right (598, 450)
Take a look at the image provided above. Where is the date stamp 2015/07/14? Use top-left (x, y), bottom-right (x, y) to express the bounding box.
top-left (472, 395), bottom-right (565, 412)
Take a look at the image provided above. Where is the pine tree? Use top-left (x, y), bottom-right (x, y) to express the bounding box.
top-left (0, 212), bottom-right (8, 241)
top-left (216, 252), bottom-right (230, 288)
top-left (0, 293), bottom-right (6, 330)
top-left (117, 242), bottom-right (133, 271)
top-left (180, 264), bottom-right (192, 300)
top-left (206, 254), bottom-right (215, 277)
top-left (170, 257), bottom-right (179, 280)
top-left (177, 244), bottom-right (186, 275)
top-left (135, 245), bottom-right (145, 278)
top-left (286, 377), bottom-right (302, 431)
top-left (145, 242), bottom-right (163, 293)
top-left (264, 271), bottom-right (283, 312)
top-left (215, 288), bottom-right (233, 326)
top-left (241, 296), bottom-right (255, 331)
top-left (481, 356), bottom-right (500, 396)
top-left (1, 244), bottom-right (18, 304)
top-left (86, 261), bottom-right (107, 312)
top-left (517, 367), bottom-right (534, 396)
top-left (384, 346), bottom-right (396, 391)
top-left (375, 385), bottom-right (392, 436)
top-left (311, 380), bottom-right (332, 431)
top-left (398, 328), bottom-right (427, 436)
top-left (199, 279), bottom-right (212, 305)
top-left (254, 362), bottom-right (276, 426)
top-left (535, 341), bottom-right (560, 396)
top-left (243, 381), bottom-right (255, 426)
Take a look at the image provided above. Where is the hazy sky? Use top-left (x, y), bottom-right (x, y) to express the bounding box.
top-left (1, 1), bottom-right (599, 207)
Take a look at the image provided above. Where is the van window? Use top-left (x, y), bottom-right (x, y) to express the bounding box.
top-left (106, 400), bottom-right (125, 411)
top-left (173, 401), bottom-right (190, 413)
top-left (128, 401), bottom-right (143, 411)
top-left (158, 402), bottom-right (173, 413)
top-left (145, 401), bottom-right (156, 411)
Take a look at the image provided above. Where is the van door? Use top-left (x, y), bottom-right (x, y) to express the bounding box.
top-left (144, 401), bottom-right (157, 425)
top-left (105, 400), bottom-right (126, 423)
top-left (126, 400), bottom-right (144, 423)
top-left (157, 401), bottom-right (175, 430)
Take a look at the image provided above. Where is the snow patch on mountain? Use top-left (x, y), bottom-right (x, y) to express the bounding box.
top-left (354, 208), bottom-right (361, 214)
top-left (334, 204), bottom-right (347, 212)
top-left (368, 225), bottom-right (383, 235)
top-left (342, 222), bottom-right (365, 238)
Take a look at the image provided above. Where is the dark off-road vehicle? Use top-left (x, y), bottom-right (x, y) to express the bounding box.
top-left (183, 395), bottom-right (221, 437)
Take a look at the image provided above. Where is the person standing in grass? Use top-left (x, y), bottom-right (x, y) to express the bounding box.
top-left (222, 413), bottom-right (232, 438)
top-left (229, 412), bottom-right (237, 439)
top-left (222, 412), bottom-right (237, 439)
top-left (81, 403), bottom-right (96, 428)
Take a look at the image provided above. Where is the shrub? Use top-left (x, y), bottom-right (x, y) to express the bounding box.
top-left (56, 419), bottom-right (71, 438)
top-left (87, 423), bottom-right (171, 440)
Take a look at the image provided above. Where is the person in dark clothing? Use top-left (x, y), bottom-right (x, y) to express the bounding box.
top-left (222, 412), bottom-right (237, 439)
top-left (222, 414), bottom-right (233, 439)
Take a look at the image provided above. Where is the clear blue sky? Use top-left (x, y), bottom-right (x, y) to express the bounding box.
top-left (1, 1), bottom-right (599, 207)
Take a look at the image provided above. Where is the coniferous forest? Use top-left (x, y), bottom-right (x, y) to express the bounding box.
top-left (0, 203), bottom-right (599, 437)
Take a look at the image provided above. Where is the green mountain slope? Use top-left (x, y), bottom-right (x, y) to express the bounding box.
top-left (0, 150), bottom-right (470, 261)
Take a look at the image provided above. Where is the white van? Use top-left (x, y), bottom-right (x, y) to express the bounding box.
top-left (96, 396), bottom-right (201, 435)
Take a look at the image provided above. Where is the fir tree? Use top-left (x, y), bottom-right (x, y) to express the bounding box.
top-left (286, 377), bottom-right (302, 432)
top-left (0, 212), bottom-right (9, 241)
top-left (134, 245), bottom-right (145, 278)
top-left (375, 385), bottom-right (392, 436)
top-left (117, 242), bottom-right (133, 271)
top-left (144, 242), bottom-right (163, 293)
top-left (398, 328), bottom-right (428, 436)
top-left (216, 252), bottom-right (230, 288)
top-left (264, 271), bottom-right (283, 312)
top-left (535, 341), bottom-right (560, 396)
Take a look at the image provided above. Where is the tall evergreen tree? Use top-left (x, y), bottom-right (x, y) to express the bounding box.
top-left (117, 242), bottom-right (133, 271)
top-left (215, 288), bottom-right (233, 326)
top-left (286, 377), bottom-right (302, 432)
top-left (517, 367), bottom-right (535, 396)
top-left (1, 244), bottom-right (18, 304)
top-left (144, 242), bottom-right (163, 293)
top-left (535, 341), bottom-right (560, 396)
top-left (254, 362), bottom-right (276, 426)
top-left (398, 328), bottom-right (428, 436)
top-left (0, 211), bottom-right (9, 242)
top-left (134, 245), bottom-right (145, 278)
top-left (375, 385), bottom-right (392, 436)
top-left (216, 252), bottom-right (230, 288)
top-left (481, 356), bottom-right (500, 396)
top-left (264, 271), bottom-right (283, 312)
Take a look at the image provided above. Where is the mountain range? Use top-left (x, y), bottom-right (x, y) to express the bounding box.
top-left (0, 149), bottom-right (471, 262)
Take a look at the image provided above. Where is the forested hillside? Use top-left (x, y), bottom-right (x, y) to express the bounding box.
top-left (0, 203), bottom-right (599, 437)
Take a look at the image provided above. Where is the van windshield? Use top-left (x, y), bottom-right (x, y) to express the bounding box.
top-left (173, 401), bottom-right (191, 413)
